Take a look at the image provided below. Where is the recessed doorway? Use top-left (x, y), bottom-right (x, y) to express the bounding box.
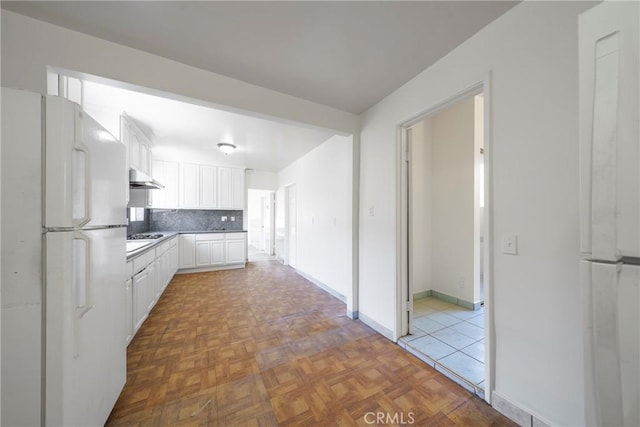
top-left (396, 82), bottom-right (492, 401)
top-left (247, 189), bottom-right (275, 262)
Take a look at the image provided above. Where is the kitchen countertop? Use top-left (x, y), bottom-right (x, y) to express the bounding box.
top-left (126, 230), bottom-right (247, 260)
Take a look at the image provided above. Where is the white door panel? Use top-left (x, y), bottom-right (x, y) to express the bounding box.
top-left (45, 227), bottom-right (127, 426)
top-left (45, 97), bottom-right (127, 228)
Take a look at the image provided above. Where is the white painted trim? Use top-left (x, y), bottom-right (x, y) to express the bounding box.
top-left (175, 263), bottom-right (245, 274)
top-left (491, 391), bottom-right (553, 427)
top-left (358, 311), bottom-right (395, 342)
top-left (295, 269), bottom-right (346, 303)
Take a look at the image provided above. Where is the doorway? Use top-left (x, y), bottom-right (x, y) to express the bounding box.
top-left (247, 189), bottom-right (275, 262)
top-left (396, 83), bottom-right (492, 401)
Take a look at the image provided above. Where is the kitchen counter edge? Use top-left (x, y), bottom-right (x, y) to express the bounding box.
top-left (126, 230), bottom-right (247, 260)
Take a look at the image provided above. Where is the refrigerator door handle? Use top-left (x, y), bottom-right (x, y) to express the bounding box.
top-left (73, 108), bottom-right (93, 228)
top-left (73, 230), bottom-right (93, 358)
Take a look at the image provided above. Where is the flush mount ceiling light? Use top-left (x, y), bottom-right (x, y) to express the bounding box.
top-left (217, 142), bottom-right (236, 155)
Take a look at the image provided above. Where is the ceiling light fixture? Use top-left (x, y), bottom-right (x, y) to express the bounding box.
top-left (217, 142), bottom-right (236, 155)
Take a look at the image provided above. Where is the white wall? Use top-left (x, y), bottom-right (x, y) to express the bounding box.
top-left (359, 2), bottom-right (592, 425)
top-left (409, 120), bottom-right (432, 294)
top-left (430, 97), bottom-right (475, 304)
top-left (247, 170), bottom-right (278, 191)
top-left (0, 11), bottom-right (358, 135)
top-left (278, 135), bottom-right (353, 301)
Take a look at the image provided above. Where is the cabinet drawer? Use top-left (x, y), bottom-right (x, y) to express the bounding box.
top-left (133, 249), bottom-right (155, 274)
top-left (195, 233), bottom-right (225, 241)
top-left (126, 260), bottom-right (134, 277)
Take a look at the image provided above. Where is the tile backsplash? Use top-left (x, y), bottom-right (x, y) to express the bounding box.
top-left (148, 209), bottom-right (243, 232)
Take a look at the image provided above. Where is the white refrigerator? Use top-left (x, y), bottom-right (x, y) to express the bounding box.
top-left (1, 88), bottom-right (128, 426)
top-left (579, 2), bottom-right (639, 427)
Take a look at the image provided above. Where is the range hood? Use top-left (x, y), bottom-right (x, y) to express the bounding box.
top-left (129, 168), bottom-right (164, 189)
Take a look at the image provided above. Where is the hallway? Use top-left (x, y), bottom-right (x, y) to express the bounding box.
top-left (107, 261), bottom-right (514, 425)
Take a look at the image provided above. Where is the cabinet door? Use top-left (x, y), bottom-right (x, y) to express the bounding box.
top-left (133, 270), bottom-right (148, 332)
top-left (196, 241), bottom-right (212, 266)
top-left (226, 236), bottom-right (246, 264)
top-left (130, 132), bottom-right (141, 170)
top-left (125, 278), bottom-right (133, 345)
top-left (200, 165), bottom-right (218, 208)
top-left (182, 163), bottom-right (200, 208)
top-left (151, 160), bottom-right (180, 209)
top-left (218, 167), bottom-right (232, 209)
top-left (140, 143), bottom-right (150, 175)
top-left (211, 240), bottom-right (225, 265)
top-left (179, 234), bottom-right (196, 268)
top-left (146, 261), bottom-right (157, 311)
top-left (231, 168), bottom-right (245, 209)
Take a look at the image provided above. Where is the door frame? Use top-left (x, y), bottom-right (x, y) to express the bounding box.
top-left (395, 74), bottom-right (494, 403)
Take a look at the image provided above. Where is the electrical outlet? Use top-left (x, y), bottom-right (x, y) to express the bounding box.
top-left (230, 217), bottom-right (235, 221)
top-left (221, 216), bottom-right (227, 222)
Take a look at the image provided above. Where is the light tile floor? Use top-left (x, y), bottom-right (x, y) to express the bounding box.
top-left (399, 296), bottom-right (485, 394)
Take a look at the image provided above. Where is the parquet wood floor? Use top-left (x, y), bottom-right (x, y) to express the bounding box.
top-left (107, 261), bottom-right (515, 426)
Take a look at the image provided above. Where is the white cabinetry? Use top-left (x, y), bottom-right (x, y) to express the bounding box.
top-left (200, 165), bottom-right (218, 209)
top-left (177, 232), bottom-right (246, 273)
top-left (179, 234), bottom-right (196, 268)
top-left (132, 267), bottom-right (150, 332)
top-left (151, 160), bottom-right (179, 208)
top-left (218, 167), bottom-right (245, 210)
top-left (195, 234), bottom-right (225, 266)
top-left (127, 236), bottom-right (178, 341)
top-left (226, 235), bottom-right (247, 264)
top-left (120, 114), bottom-right (152, 176)
top-left (181, 163), bottom-right (200, 208)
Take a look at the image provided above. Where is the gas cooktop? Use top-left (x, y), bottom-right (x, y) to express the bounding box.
top-left (127, 233), bottom-right (164, 240)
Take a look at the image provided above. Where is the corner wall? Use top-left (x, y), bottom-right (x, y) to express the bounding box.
top-left (358, 2), bottom-right (593, 425)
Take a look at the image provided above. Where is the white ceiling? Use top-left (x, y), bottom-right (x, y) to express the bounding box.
top-left (82, 80), bottom-right (336, 172)
top-left (2, 1), bottom-right (518, 114)
top-left (3, 1), bottom-right (518, 173)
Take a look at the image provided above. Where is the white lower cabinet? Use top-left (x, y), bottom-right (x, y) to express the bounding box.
top-left (124, 276), bottom-right (133, 345)
top-left (226, 237), bottom-right (246, 264)
top-left (179, 234), bottom-right (196, 268)
top-left (196, 234), bottom-right (225, 266)
top-left (127, 236), bottom-right (178, 342)
top-left (133, 268), bottom-right (150, 332)
top-left (178, 232), bottom-right (246, 272)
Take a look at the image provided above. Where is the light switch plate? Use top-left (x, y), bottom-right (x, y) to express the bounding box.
top-left (502, 234), bottom-right (518, 255)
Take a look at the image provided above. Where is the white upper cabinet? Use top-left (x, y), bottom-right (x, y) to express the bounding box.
top-left (176, 162), bottom-right (243, 210)
top-left (181, 163), bottom-right (200, 208)
top-left (151, 160), bottom-right (179, 208)
top-left (218, 166), bottom-right (245, 210)
top-left (200, 165), bottom-right (218, 209)
top-left (120, 114), bottom-right (152, 176)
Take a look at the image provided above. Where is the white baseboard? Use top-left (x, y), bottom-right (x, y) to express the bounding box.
top-left (175, 263), bottom-right (245, 274)
top-left (491, 392), bottom-right (551, 427)
top-left (358, 312), bottom-right (394, 341)
top-left (294, 269), bottom-right (346, 303)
